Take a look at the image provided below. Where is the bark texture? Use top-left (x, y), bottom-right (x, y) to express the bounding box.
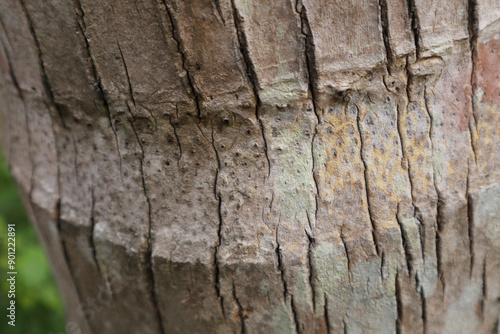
top-left (0, 0), bottom-right (499, 333)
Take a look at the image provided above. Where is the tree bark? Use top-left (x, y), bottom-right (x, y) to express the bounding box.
top-left (0, 0), bottom-right (499, 333)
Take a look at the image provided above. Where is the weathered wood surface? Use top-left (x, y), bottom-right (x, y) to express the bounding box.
top-left (0, 0), bottom-right (499, 333)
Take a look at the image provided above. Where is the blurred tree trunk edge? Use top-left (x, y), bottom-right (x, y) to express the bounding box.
top-left (0, 0), bottom-right (499, 333)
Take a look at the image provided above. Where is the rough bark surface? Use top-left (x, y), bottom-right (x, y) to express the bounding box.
top-left (0, 0), bottom-right (499, 333)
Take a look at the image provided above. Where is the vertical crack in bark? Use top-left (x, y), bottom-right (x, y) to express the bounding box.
top-left (295, 0), bottom-right (320, 122)
top-left (127, 112), bottom-right (165, 334)
top-left (324, 294), bottom-right (331, 334)
top-left (232, 283), bottom-right (246, 334)
top-left (305, 227), bottom-right (316, 311)
top-left (433, 172), bottom-right (445, 297)
top-left (168, 116), bottom-right (182, 168)
top-left (340, 230), bottom-right (352, 281)
top-left (296, 1), bottom-right (320, 225)
top-left (116, 40), bottom-right (136, 106)
top-left (161, 0), bottom-right (202, 118)
top-left (74, 0), bottom-right (123, 184)
top-left (406, 0), bottom-right (422, 57)
top-left (422, 87), bottom-right (445, 296)
top-left (466, 161), bottom-right (474, 277)
top-left (420, 288), bottom-right (428, 334)
top-left (105, 104), bottom-right (124, 185)
top-left (378, 0), bottom-right (393, 74)
top-left (212, 0), bottom-right (225, 25)
top-left (210, 125), bottom-right (226, 319)
top-left (396, 203), bottom-right (413, 275)
top-left (397, 91), bottom-right (426, 269)
top-left (467, 0), bottom-right (479, 164)
top-left (290, 295), bottom-right (301, 334)
top-left (354, 103), bottom-right (381, 256)
top-left (89, 182), bottom-right (101, 277)
top-left (395, 270), bottom-right (403, 334)
top-left (480, 257), bottom-right (487, 320)
top-left (275, 214), bottom-right (288, 303)
top-left (230, 0), bottom-right (270, 178)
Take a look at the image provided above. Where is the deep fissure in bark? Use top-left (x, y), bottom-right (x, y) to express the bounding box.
top-left (354, 103), bottom-right (381, 257)
top-left (127, 114), bottom-right (166, 334)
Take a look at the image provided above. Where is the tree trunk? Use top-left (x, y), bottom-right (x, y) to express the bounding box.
top-left (0, 0), bottom-right (499, 333)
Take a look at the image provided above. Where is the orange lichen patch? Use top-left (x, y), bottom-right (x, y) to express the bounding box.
top-left (473, 29), bottom-right (500, 187)
top-left (232, 306), bottom-right (253, 323)
top-left (477, 37), bottom-right (500, 106)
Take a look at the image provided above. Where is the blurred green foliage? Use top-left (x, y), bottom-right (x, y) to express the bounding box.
top-left (0, 150), bottom-right (65, 333)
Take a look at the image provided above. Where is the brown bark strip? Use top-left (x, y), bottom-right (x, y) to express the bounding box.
top-left (230, 0), bottom-right (270, 178)
top-left (73, 0), bottom-right (124, 184)
top-left (160, 0), bottom-right (202, 118)
top-left (17, 2), bottom-right (91, 331)
top-left (0, 21), bottom-right (31, 181)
